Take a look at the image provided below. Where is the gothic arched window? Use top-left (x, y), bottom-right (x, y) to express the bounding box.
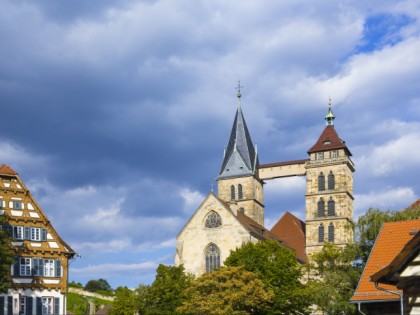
top-left (318, 224), bottom-right (324, 243)
top-left (328, 223), bottom-right (335, 242)
top-left (328, 171), bottom-right (335, 190)
top-left (317, 199), bottom-right (325, 217)
top-left (231, 185), bottom-right (235, 201)
top-left (327, 198), bottom-right (335, 216)
top-left (318, 172), bottom-right (325, 191)
top-left (205, 211), bottom-right (222, 228)
top-left (205, 244), bottom-right (220, 273)
top-left (238, 184), bottom-right (243, 199)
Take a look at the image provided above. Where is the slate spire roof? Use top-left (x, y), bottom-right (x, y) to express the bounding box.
top-left (218, 89), bottom-right (259, 179)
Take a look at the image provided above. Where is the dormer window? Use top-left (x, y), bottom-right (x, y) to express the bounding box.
top-left (323, 140), bottom-right (331, 145)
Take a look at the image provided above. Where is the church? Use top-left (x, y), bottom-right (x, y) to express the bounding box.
top-left (175, 88), bottom-right (355, 277)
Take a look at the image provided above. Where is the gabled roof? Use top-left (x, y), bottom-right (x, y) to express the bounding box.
top-left (307, 126), bottom-right (352, 156)
top-left (270, 211), bottom-right (308, 264)
top-left (0, 164), bottom-right (17, 175)
top-left (371, 231), bottom-right (420, 285)
top-left (218, 107), bottom-right (259, 179)
top-left (405, 199), bottom-right (420, 212)
top-left (351, 220), bottom-right (420, 303)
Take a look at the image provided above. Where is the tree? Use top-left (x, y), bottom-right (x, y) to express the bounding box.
top-left (178, 266), bottom-right (274, 315)
top-left (224, 240), bottom-right (312, 315)
top-left (0, 217), bottom-right (13, 293)
top-left (142, 264), bottom-right (193, 315)
top-left (84, 278), bottom-right (112, 292)
top-left (109, 286), bottom-right (137, 315)
top-left (308, 243), bottom-right (361, 315)
top-left (356, 206), bottom-right (420, 265)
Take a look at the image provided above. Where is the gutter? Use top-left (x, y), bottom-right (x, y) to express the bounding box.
top-left (357, 302), bottom-right (367, 315)
top-left (374, 282), bottom-right (404, 315)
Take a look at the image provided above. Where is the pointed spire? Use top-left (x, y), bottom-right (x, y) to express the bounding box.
top-left (325, 98), bottom-right (335, 126)
top-left (218, 85), bottom-right (259, 179)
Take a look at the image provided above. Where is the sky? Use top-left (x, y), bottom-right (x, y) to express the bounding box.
top-left (1, 0), bottom-right (420, 289)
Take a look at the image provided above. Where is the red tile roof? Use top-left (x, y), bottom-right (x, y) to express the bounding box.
top-left (270, 211), bottom-right (308, 264)
top-left (351, 220), bottom-right (420, 303)
top-left (405, 199), bottom-right (420, 212)
top-left (307, 126), bottom-right (352, 156)
top-left (0, 164), bottom-right (17, 175)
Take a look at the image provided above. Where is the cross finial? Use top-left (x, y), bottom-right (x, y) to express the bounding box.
top-left (235, 81), bottom-right (243, 108)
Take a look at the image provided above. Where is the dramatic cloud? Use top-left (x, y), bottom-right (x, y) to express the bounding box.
top-left (1, 0), bottom-right (420, 288)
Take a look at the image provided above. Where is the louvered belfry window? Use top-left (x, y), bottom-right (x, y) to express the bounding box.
top-left (328, 198), bottom-right (335, 216)
top-left (318, 172), bottom-right (325, 191)
top-left (317, 199), bottom-right (325, 217)
top-left (238, 184), bottom-right (243, 199)
top-left (328, 224), bottom-right (335, 242)
top-left (318, 224), bottom-right (324, 243)
top-left (328, 171), bottom-right (335, 190)
top-left (205, 244), bottom-right (220, 273)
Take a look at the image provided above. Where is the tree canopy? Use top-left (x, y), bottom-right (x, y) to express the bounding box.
top-left (178, 266), bottom-right (274, 315)
top-left (307, 243), bottom-right (362, 315)
top-left (142, 264), bottom-right (193, 315)
top-left (84, 278), bottom-right (113, 293)
top-left (224, 240), bottom-right (312, 315)
top-left (0, 217), bottom-right (13, 293)
top-left (109, 286), bottom-right (137, 315)
top-left (356, 206), bottom-right (420, 264)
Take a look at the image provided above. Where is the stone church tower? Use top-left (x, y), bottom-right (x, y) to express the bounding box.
top-left (217, 89), bottom-right (264, 226)
top-left (304, 104), bottom-right (355, 257)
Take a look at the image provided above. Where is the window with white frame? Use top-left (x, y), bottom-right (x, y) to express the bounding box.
top-left (42, 297), bottom-right (53, 315)
top-left (31, 228), bottom-right (41, 241)
top-left (20, 258), bottom-right (31, 276)
top-left (44, 260), bottom-right (55, 277)
top-left (33, 258), bottom-right (44, 276)
top-left (316, 152), bottom-right (324, 160)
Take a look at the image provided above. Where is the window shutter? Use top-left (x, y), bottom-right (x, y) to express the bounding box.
top-left (7, 296), bottom-right (12, 315)
top-left (27, 297), bottom-right (33, 315)
top-left (13, 257), bottom-right (19, 276)
top-left (36, 298), bottom-right (42, 315)
top-left (32, 258), bottom-right (37, 276)
top-left (41, 228), bottom-right (47, 241)
top-left (55, 260), bottom-right (62, 277)
top-left (24, 227), bottom-right (30, 240)
top-left (0, 297), bottom-right (4, 315)
top-left (54, 298), bottom-right (60, 315)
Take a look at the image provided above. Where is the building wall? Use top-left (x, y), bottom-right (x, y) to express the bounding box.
top-left (176, 194), bottom-right (253, 277)
top-left (217, 175), bottom-right (264, 225)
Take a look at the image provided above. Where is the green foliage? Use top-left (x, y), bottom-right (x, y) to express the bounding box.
top-left (68, 281), bottom-right (84, 289)
top-left (84, 278), bottom-right (113, 293)
top-left (308, 243), bottom-right (362, 315)
top-left (109, 286), bottom-right (136, 315)
top-left (66, 292), bottom-right (88, 315)
top-left (224, 240), bottom-right (311, 315)
top-left (356, 207), bottom-right (420, 264)
top-left (142, 264), bottom-right (194, 315)
top-left (0, 217), bottom-right (13, 294)
top-left (178, 266), bottom-right (274, 315)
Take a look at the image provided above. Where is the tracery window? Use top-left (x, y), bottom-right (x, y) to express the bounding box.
top-left (327, 198), bottom-right (335, 216)
top-left (318, 224), bottom-right (324, 243)
top-left (317, 199), bottom-right (325, 217)
top-left (328, 223), bottom-right (335, 242)
top-left (205, 211), bottom-right (222, 228)
top-left (231, 185), bottom-right (235, 201)
top-left (328, 171), bottom-right (335, 190)
top-left (318, 172), bottom-right (325, 191)
top-left (238, 184), bottom-right (243, 199)
top-left (205, 244), bottom-right (220, 273)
